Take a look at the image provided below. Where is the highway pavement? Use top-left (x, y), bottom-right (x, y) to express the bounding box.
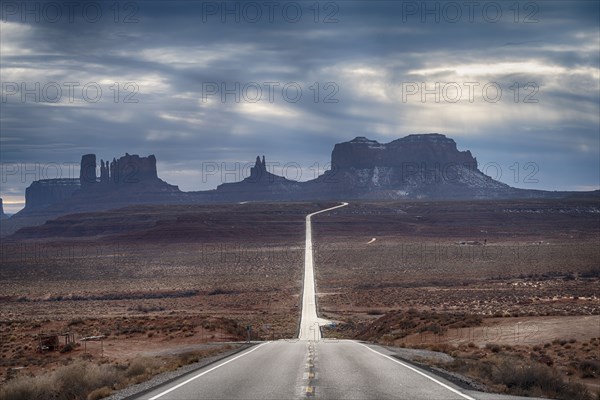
top-left (134, 203), bottom-right (543, 400)
top-left (298, 202), bottom-right (348, 340)
top-left (136, 339), bottom-right (542, 400)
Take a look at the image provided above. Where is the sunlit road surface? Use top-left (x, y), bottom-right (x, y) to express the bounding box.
top-left (135, 203), bottom-right (543, 400)
top-left (137, 340), bottom-right (543, 400)
top-left (298, 202), bottom-right (349, 340)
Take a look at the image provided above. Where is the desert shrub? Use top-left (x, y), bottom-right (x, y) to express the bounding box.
top-left (428, 343), bottom-right (452, 353)
top-left (485, 343), bottom-right (501, 353)
top-left (448, 316), bottom-right (483, 328)
top-left (558, 382), bottom-right (595, 400)
top-left (68, 318), bottom-right (85, 326)
top-left (493, 358), bottom-right (562, 393)
top-left (449, 357), bottom-right (468, 370)
top-left (446, 353), bottom-right (594, 399)
top-left (0, 361), bottom-right (118, 400)
top-left (59, 342), bottom-right (77, 353)
top-left (126, 357), bottom-right (148, 377)
top-left (485, 357), bottom-right (594, 400)
top-left (399, 319), bottom-right (417, 330)
top-left (579, 359), bottom-right (600, 378)
top-left (126, 357), bottom-right (161, 378)
top-left (0, 374), bottom-right (55, 400)
top-left (87, 386), bottom-right (113, 400)
top-left (420, 323), bottom-right (445, 335)
top-left (54, 361), bottom-right (119, 399)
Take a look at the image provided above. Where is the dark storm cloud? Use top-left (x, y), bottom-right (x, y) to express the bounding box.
top-left (1, 0), bottom-right (599, 211)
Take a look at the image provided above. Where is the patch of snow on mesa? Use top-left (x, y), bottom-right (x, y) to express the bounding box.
top-left (454, 165), bottom-right (506, 189)
top-left (372, 166), bottom-right (380, 186)
top-left (356, 169), bottom-right (370, 185)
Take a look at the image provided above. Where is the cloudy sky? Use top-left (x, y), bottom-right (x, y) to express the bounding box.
top-left (1, 0), bottom-right (599, 213)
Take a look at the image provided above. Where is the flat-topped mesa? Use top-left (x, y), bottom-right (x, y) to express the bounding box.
top-left (21, 153), bottom-right (171, 212)
top-left (25, 178), bottom-right (80, 210)
top-left (331, 133), bottom-right (477, 169)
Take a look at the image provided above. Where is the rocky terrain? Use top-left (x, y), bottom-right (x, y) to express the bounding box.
top-left (304, 135), bottom-right (514, 199)
top-left (311, 200), bottom-right (599, 397)
top-left (0, 202), bottom-right (324, 393)
top-left (216, 156), bottom-right (301, 200)
top-left (1, 199), bottom-right (598, 399)
top-left (2, 134), bottom-right (598, 236)
top-left (24, 179), bottom-right (80, 211)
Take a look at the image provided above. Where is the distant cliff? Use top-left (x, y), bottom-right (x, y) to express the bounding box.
top-left (330, 134), bottom-right (476, 169)
top-left (0, 198), bottom-right (8, 219)
top-left (21, 153), bottom-right (179, 213)
top-left (25, 179), bottom-right (80, 211)
top-left (308, 134), bottom-right (513, 199)
top-left (4, 134), bottom-right (596, 237)
top-left (216, 156), bottom-right (300, 199)
top-left (83, 152), bottom-right (164, 188)
top-left (17, 135), bottom-right (597, 213)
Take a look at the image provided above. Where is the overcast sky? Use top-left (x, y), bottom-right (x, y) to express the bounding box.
top-left (1, 0), bottom-right (599, 213)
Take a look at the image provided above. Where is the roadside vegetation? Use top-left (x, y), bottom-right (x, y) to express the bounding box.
top-left (0, 345), bottom-right (236, 400)
top-left (325, 310), bottom-right (600, 400)
top-left (441, 352), bottom-right (598, 400)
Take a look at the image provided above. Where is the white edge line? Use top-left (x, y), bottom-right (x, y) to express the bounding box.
top-left (147, 342), bottom-right (271, 400)
top-left (355, 342), bottom-right (476, 400)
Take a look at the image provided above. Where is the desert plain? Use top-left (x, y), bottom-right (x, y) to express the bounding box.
top-left (0, 199), bottom-right (598, 398)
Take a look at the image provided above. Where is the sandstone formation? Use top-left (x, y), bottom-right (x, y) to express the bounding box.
top-left (216, 155), bottom-right (300, 200)
top-left (308, 134), bottom-right (512, 199)
top-left (4, 134), bottom-right (596, 237)
top-left (80, 154), bottom-right (97, 189)
top-left (330, 134), bottom-right (477, 169)
top-left (98, 153), bottom-right (159, 186)
top-left (0, 198), bottom-right (8, 219)
top-left (24, 179), bottom-right (80, 211)
top-left (20, 153), bottom-right (176, 213)
top-left (16, 135), bottom-right (595, 216)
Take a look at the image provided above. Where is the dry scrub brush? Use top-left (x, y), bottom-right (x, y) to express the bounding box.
top-left (0, 360), bottom-right (119, 400)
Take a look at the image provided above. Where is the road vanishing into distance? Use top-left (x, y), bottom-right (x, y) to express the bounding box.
top-left (136, 203), bottom-right (542, 400)
top-left (298, 202), bottom-right (349, 340)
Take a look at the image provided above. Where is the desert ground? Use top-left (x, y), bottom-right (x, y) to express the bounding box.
top-left (1, 199), bottom-right (598, 398)
top-left (313, 200), bottom-right (599, 396)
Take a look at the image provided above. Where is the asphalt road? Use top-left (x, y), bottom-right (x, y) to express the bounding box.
top-left (134, 203), bottom-right (543, 400)
top-left (299, 202), bottom-right (349, 340)
top-left (136, 340), bottom-right (542, 400)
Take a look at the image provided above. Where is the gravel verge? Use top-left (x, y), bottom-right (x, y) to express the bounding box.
top-left (379, 345), bottom-right (490, 393)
